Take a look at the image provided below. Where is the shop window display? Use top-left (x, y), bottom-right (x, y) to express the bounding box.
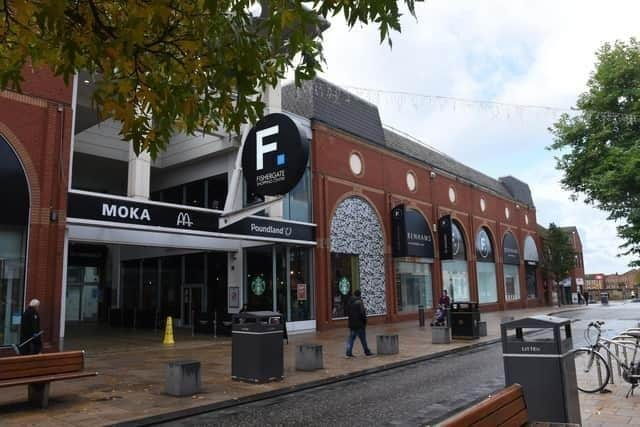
top-left (395, 261), bottom-right (432, 312)
top-left (331, 253), bottom-right (359, 318)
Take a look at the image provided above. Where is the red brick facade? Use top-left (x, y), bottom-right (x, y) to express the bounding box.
top-left (312, 123), bottom-right (546, 330)
top-left (0, 67), bottom-right (73, 349)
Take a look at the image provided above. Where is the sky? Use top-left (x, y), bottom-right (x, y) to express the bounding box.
top-left (310, 0), bottom-right (640, 274)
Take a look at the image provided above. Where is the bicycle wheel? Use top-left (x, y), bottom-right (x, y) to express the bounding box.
top-left (573, 348), bottom-right (610, 393)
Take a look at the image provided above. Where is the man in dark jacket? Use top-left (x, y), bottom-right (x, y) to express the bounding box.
top-left (20, 299), bottom-right (42, 355)
top-left (346, 289), bottom-right (373, 357)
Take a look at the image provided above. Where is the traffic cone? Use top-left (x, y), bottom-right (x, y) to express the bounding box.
top-left (163, 316), bottom-right (175, 345)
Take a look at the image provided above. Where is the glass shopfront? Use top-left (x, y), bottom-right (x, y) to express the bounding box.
top-left (524, 235), bottom-right (540, 299)
top-left (395, 261), bottom-right (433, 312)
top-left (475, 227), bottom-right (498, 303)
top-left (331, 252), bottom-right (359, 318)
top-left (440, 218), bottom-right (470, 302)
top-left (0, 136), bottom-right (29, 345)
top-left (245, 245), bottom-right (313, 322)
top-left (391, 206), bottom-right (435, 312)
top-left (503, 232), bottom-right (521, 302)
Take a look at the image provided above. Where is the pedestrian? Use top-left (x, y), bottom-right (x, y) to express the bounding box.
top-left (20, 299), bottom-right (42, 355)
top-left (438, 289), bottom-right (452, 326)
top-left (583, 290), bottom-right (589, 306)
top-left (345, 289), bottom-right (373, 357)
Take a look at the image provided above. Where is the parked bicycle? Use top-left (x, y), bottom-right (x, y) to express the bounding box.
top-left (572, 321), bottom-right (640, 397)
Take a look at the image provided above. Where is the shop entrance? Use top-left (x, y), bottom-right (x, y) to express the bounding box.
top-left (64, 243), bottom-right (229, 339)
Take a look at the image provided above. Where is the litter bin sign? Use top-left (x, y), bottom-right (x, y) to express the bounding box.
top-left (501, 315), bottom-right (580, 425)
top-left (600, 292), bottom-right (609, 305)
top-left (232, 311), bottom-right (284, 383)
top-left (450, 302), bottom-right (480, 339)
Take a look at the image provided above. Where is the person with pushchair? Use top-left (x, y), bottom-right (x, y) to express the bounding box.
top-left (20, 299), bottom-right (43, 355)
top-left (431, 289), bottom-right (451, 327)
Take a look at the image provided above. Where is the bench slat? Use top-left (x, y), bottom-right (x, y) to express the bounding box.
top-left (502, 410), bottom-right (528, 427)
top-left (441, 384), bottom-right (527, 427)
top-left (0, 363), bottom-right (84, 380)
top-left (474, 397), bottom-right (527, 427)
top-left (0, 351), bottom-right (86, 381)
top-left (0, 371), bottom-right (98, 388)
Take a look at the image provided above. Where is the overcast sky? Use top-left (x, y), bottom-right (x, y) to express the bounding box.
top-left (311, 0), bottom-right (640, 274)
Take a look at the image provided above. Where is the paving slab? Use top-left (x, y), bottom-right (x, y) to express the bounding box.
top-left (0, 305), bottom-right (624, 426)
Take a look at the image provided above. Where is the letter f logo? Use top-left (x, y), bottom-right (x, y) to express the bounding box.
top-left (256, 125), bottom-right (279, 170)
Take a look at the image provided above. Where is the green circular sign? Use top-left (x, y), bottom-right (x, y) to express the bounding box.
top-left (338, 277), bottom-right (351, 296)
top-left (251, 276), bottom-right (266, 296)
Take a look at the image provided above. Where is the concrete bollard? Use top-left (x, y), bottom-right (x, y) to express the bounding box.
top-left (295, 344), bottom-right (324, 371)
top-left (376, 335), bottom-right (399, 355)
top-left (478, 321), bottom-right (487, 337)
top-left (432, 326), bottom-right (451, 344)
top-left (166, 360), bottom-right (201, 396)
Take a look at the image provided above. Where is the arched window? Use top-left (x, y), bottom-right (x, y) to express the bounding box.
top-left (524, 235), bottom-right (540, 299)
top-left (441, 219), bottom-right (470, 302)
top-left (330, 197), bottom-right (386, 318)
top-left (475, 227), bottom-right (497, 303)
top-left (503, 232), bottom-right (521, 302)
top-left (0, 135), bottom-right (29, 345)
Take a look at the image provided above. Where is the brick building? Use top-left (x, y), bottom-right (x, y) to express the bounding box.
top-left (0, 67), bottom-right (73, 348)
top-left (283, 79), bottom-right (545, 329)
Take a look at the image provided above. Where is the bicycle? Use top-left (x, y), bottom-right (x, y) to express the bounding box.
top-left (572, 321), bottom-right (640, 397)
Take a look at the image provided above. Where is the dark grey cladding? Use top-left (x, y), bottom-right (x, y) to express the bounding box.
top-left (282, 78), bottom-right (386, 146)
top-left (282, 78), bottom-right (535, 207)
top-left (498, 176), bottom-right (535, 208)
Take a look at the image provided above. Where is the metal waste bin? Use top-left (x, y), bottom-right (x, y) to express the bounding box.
top-left (501, 316), bottom-right (580, 425)
top-left (600, 292), bottom-right (609, 305)
top-left (450, 302), bottom-right (480, 339)
top-left (232, 311), bottom-right (284, 383)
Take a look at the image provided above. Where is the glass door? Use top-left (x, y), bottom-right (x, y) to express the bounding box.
top-left (182, 285), bottom-right (203, 327)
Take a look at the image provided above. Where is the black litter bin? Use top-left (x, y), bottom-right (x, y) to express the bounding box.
top-left (600, 292), bottom-right (609, 305)
top-left (501, 315), bottom-right (580, 425)
top-left (232, 311), bottom-right (284, 383)
top-left (450, 302), bottom-right (480, 339)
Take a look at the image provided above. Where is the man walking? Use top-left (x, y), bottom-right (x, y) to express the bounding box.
top-left (20, 299), bottom-right (42, 355)
top-left (346, 289), bottom-right (373, 357)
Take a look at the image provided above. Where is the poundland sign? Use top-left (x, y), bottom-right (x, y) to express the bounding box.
top-left (242, 113), bottom-right (309, 197)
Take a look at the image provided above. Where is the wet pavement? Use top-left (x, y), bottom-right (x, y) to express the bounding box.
top-left (1, 302), bottom-right (638, 426)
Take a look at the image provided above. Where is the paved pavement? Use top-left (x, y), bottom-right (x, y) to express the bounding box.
top-left (0, 302), bottom-right (637, 426)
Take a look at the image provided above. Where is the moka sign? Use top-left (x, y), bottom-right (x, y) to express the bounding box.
top-left (242, 113), bottom-right (309, 197)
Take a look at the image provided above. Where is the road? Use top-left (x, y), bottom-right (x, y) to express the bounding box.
top-left (162, 301), bottom-right (640, 427)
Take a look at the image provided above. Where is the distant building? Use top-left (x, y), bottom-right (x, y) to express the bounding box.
top-left (604, 269), bottom-right (639, 295)
top-left (584, 273), bottom-right (605, 290)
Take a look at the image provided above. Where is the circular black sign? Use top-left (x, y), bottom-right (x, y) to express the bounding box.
top-left (242, 113), bottom-right (309, 197)
top-left (475, 227), bottom-right (494, 262)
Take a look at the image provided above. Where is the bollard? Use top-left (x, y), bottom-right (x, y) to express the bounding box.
top-left (418, 305), bottom-right (425, 327)
top-left (163, 316), bottom-right (175, 345)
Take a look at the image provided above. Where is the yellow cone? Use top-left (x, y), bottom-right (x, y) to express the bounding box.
top-left (163, 316), bottom-right (175, 345)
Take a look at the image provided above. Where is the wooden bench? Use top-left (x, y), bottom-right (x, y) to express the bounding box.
top-left (441, 383), bottom-right (528, 427)
top-left (0, 351), bottom-right (98, 408)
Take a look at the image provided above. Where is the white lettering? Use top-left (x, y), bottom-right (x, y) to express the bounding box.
top-left (101, 203), bottom-right (151, 222)
top-left (117, 206), bottom-right (129, 218)
top-left (176, 212), bottom-right (193, 227)
top-left (256, 125), bottom-right (279, 171)
top-left (102, 204), bottom-right (117, 217)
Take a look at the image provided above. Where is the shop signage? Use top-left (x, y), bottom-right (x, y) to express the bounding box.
top-left (439, 215), bottom-right (465, 260)
top-left (338, 277), bottom-right (351, 295)
top-left (251, 276), bottom-right (266, 295)
top-left (296, 283), bottom-right (307, 301)
top-left (391, 205), bottom-right (434, 258)
top-left (67, 192), bottom-right (315, 243)
top-left (503, 232), bottom-right (520, 265)
top-left (241, 113), bottom-right (309, 197)
top-left (475, 228), bottom-right (494, 262)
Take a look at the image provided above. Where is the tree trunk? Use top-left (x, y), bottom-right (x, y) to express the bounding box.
top-left (556, 281), bottom-right (562, 307)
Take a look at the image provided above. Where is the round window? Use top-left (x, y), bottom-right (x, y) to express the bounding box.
top-left (505, 207), bottom-right (510, 219)
top-left (349, 152), bottom-right (363, 176)
top-left (449, 187), bottom-right (456, 203)
top-left (406, 171), bottom-right (417, 192)
top-left (480, 198), bottom-right (486, 212)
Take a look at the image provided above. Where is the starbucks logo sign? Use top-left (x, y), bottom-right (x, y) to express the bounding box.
top-left (251, 276), bottom-right (266, 296)
top-left (338, 277), bottom-right (351, 296)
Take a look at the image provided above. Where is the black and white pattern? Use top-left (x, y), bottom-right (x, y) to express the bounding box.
top-left (330, 196), bottom-right (386, 315)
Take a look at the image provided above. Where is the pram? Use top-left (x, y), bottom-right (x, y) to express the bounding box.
top-left (430, 305), bottom-right (447, 327)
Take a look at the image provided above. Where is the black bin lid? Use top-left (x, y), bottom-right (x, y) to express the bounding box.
top-left (502, 315), bottom-right (570, 329)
